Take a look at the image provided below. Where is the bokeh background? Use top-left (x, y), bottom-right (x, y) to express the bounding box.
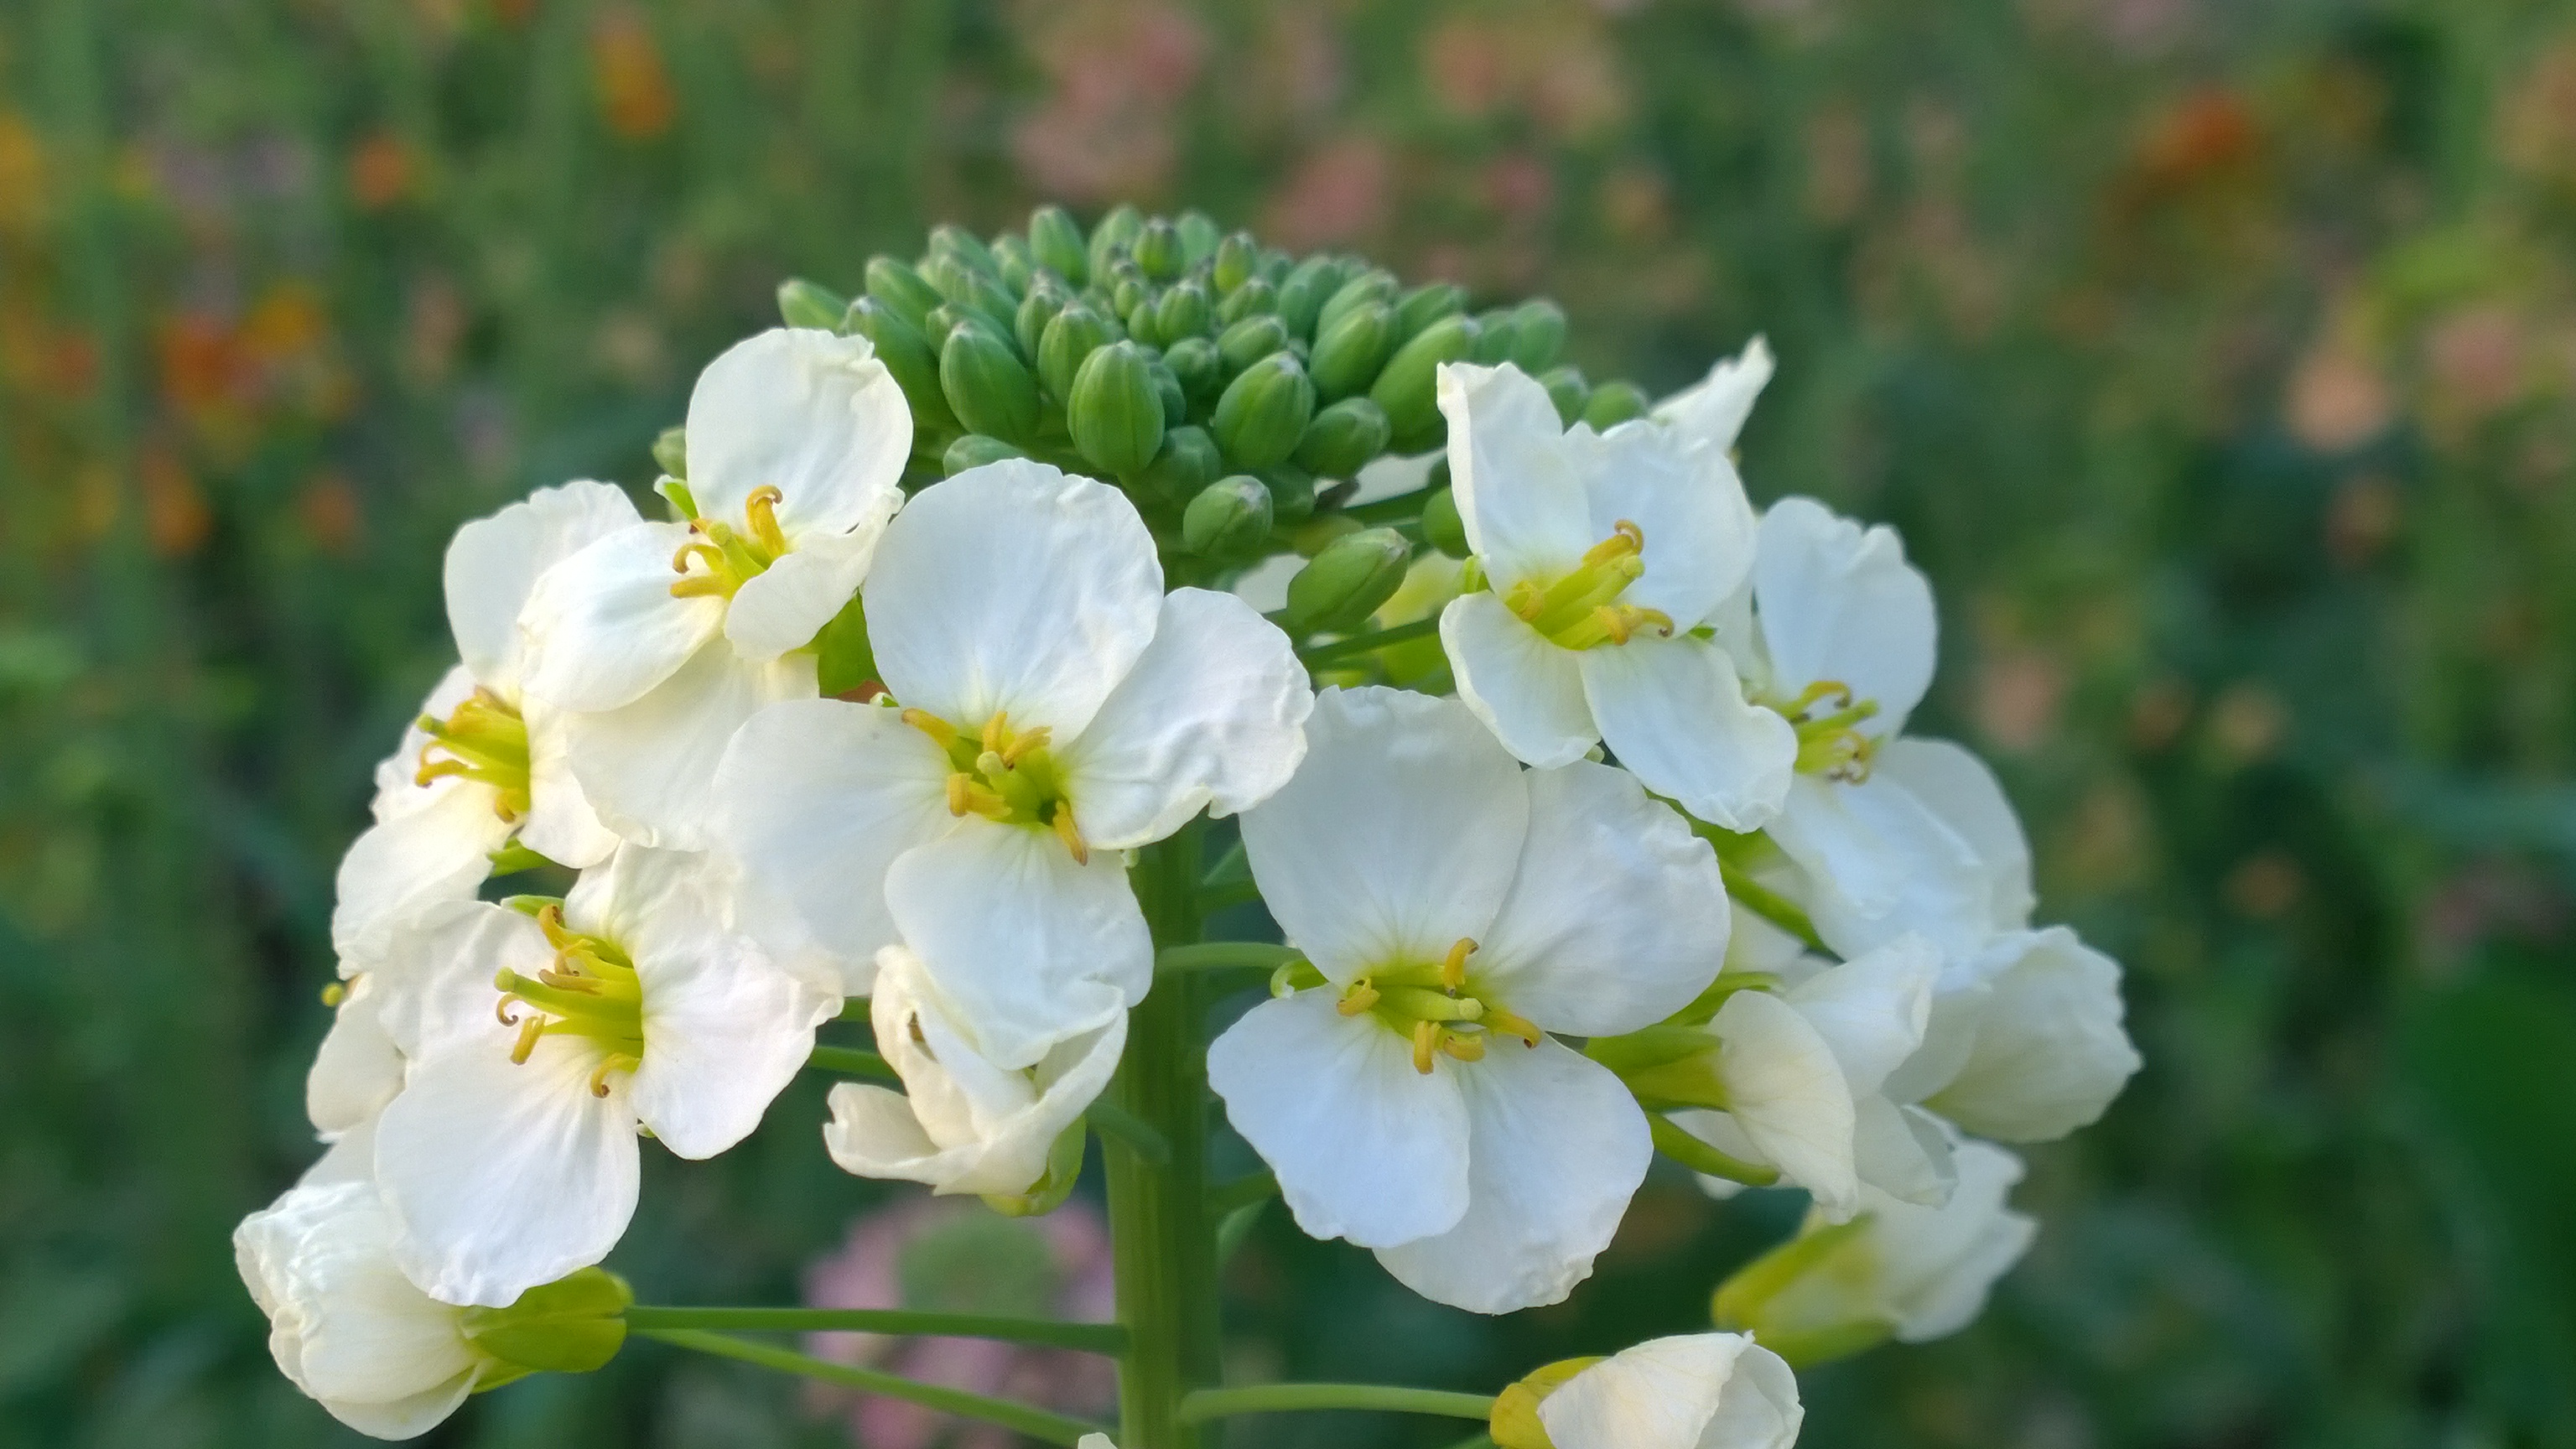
top-left (6, 0), bottom-right (2575, 1444)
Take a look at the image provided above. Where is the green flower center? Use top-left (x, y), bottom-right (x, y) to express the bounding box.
top-left (417, 688), bottom-right (532, 820)
top-left (1772, 680), bottom-right (1883, 782)
top-left (492, 904), bottom-right (645, 1096)
top-left (901, 708), bottom-right (1088, 862)
top-left (667, 483), bottom-right (789, 600)
top-left (1501, 519), bottom-right (1675, 649)
top-left (1332, 937), bottom-right (1544, 1074)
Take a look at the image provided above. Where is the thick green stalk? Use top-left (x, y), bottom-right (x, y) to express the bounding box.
top-left (1108, 827), bottom-right (1224, 1449)
top-left (623, 1305), bottom-right (1124, 1354)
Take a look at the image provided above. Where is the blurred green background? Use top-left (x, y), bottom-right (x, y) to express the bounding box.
top-left (6, 0), bottom-right (2576, 1444)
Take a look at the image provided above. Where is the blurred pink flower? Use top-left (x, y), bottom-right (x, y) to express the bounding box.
top-left (1263, 137), bottom-right (1389, 250)
top-left (1011, 1), bottom-right (1207, 203)
top-left (803, 1197), bottom-right (1116, 1449)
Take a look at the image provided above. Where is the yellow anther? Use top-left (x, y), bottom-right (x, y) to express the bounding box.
top-left (742, 485), bottom-right (789, 555)
top-left (1051, 802), bottom-right (1089, 865)
top-left (1441, 1031), bottom-right (1487, 1062)
top-left (536, 903), bottom-right (575, 950)
top-left (1000, 725), bottom-right (1053, 767)
top-left (1581, 518), bottom-right (1645, 565)
top-left (1337, 979), bottom-right (1381, 1015)
top-left (1784, 679), bottom-right (1855, 717)
top-left (509, 1012), bottom-right (544, 1064)
top-left (1440, 937), bottom-right (1478, 990)
top-left (946, 772), bottom-right (1010, 819)
top-left (1482, 1006), bottom-right (1545, 1047)
top-left (981, 711), bottom-right (1011, 756)
top-left (1412, 1020), bottom-right (1441, 1074)
top-left (668, 574), bottom-right (732, 599)
top-left (589, 1053), bottom-right (638, 1098)
top-left (495, 992), bottom-right (527, 1027)
top-left (901, 708), bottom-right (959, 751)
top-left (319, 980), bottom-right (347, 1008)
top-left (538, 968), bottom-right (603, 995)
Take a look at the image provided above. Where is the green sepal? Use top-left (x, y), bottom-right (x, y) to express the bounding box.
top-left (1088, 203), bottom-right (1145, 278)
top-left (1581, 379), bottom-right (1651, 428)
top-left (1014, 282), bottom-right (1067, 363)
top-left (486, 841), bottom-right (558, 876)
top-left (1292, 396), bottom-right (1392, 479)
top-left (943, 434), bottom-right (1030, 476)
top-left (649, 426), bottom-right (688, 480)
top-left (844, 296), bottom-right (958, 434)
top-left (1509, 299), bottom-right (1568, 372)
top-left (1161, 336), bottom-right (1221, 404)
top-left (1135, 424), bottom-right (1223, 511)
top-left (1132, 217), bottom-right (1183, 280)
top-left (980, 1119), bottom-right (1088, 1218)
top-left (776, 278), bottom-right (847, 330)
top-left (458, 1267), bottom-right (632, 1376)
top-left (1212, 231), bottom-right (1261, 294)
top-left (1315, 267), bottom-right (1398, 341)
top-left (1393, 281), bottom-right (1466, 340)
top-left (1282, 527), bottom-right (1410, 636)
top-left (1470, 308), bottom-right (1521, 365)
top-left (811, 592), bottom-right (879, 698)
top-left (1711, 1214), bottom-right (1880, 1347)
top-left (927, 222), bottom-right (1000, 278)
top-left (1069, 340), bottom-right (1166, 480)
top-left (1649, 1112), bottom-right (1780, 1185)
top-left (925, 254), bottom-right (1019, 340)
top-left (1274, 255), bottom-right (1337, 337)
top-left (1175, 210), bottom-right (1222, 266)
top-left (1037, 304), bottom-right (1119, 403)
top-left (989, 233), bottom-right (1035, 296)
top-left (1183, 475), bottom-right (1274, 558)
top-left (1262, 462), bottom-right (1318, 526)
top-left (1156, 279), bottom-right (1212, 341)
top-left (1218, 275), bottom-right (1275, 325)
top-left (1218, 314), bottom-right (1292, 376)
top-left (1539, 364), bottom-right (1590, 426)
top-left (1150, 359), bottom-right (1187, 427)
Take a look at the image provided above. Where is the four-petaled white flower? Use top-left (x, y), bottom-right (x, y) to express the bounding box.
top-left (1435, 361), bottom-right (1797, 832)
top-left (1208, 686), bottom-right (1731, 1314)
top-left (1498, 1332), bottom-right (1803, 1449)
top-left (710, 458), bottom-right (1311, 1057)
top-left (823, 943), bottom-right (1124, 1197)
top-left (517, 328), bottom-right (912, 849)
top-left (334, 480), bottom-right (636, 967)
top-left (234, 1179), bottom-right (496, 1440)
top-left (369, 844), bottom-right (838, 1306)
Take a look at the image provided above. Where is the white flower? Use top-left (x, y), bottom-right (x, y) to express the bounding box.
top-left (709, 458), bottom-right (1311, 1054)
top-left (333, 480), bottom-right (636, 965)
top-left (517, 329), bottom-right (911, 849)
top-left (1655, 336), bottom-right (1776, 457)
top-left (1434, 361), bottom-right (1796, 831)
top-left (369, 844), bottom-right (838, 1306)
top-left (235, 1180), bottom-right (492, 1439)
top-left (307, 969), bottom-right (403, 1145)
top-left (1722, 1140), bottom-right (2037, 1350)
top-left (821, 943), bottom-right (1123, 1197)
top-left (1907, 927), bottom-right (2141, 1143)
top-left (1206, 686), bottom-right (1730, 1314)
top-left (1501, 1332), bottom-right (1802, 1449)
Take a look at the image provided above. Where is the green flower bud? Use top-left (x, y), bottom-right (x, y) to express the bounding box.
top-left (1133, 217), bottom-right (1184, 281)
top-left (926, 254), bottom-right (1019, 339)
top-left (1290, 512), bottom-right (1364, 557)
top-left (940, 323), bottom-right (1039, 443)
top-left (1183, 475), bottom-right (1273, 557)
top-left (1582, 379), bottom-right (1650, 428)
top-left (844, 296), bottom-right (958, 433)
top-left (1135, 424), bottom-right (1222, 510)
top-left (1540, 364), bottom-right (1590, 425)
top-left (1014, 281), bottom-right (1067, 362)
top-left (989, 233), bottom-right (1036, 297)
top-left (943, 433), bottom-right (1029, 475)
top-left (1069, 340), bottom-right (1166, 479)
top-left (920, 303), bottom-right (966, 350)
top-left (1284, 526), bottom-right (1411, 635)
top-left (1316, 268), bottom-right (1400, 342)
top-left (1309, 302), bottom-right (1397, 402)
top-left (1275, 254), bottom-right (1339, 337)
top-left (927, 222), bottom-right (1000, 278)
top-left (1029, 205), bottom-right (1088, 285)
top-left (1213, 231), bottom-right (1261, 294)
top-left (1292, 396), bottom-right (1393, 478)
top-left (1156, 279), bottom-right (1212, 341)
top-left (651, 426), bottom-right (687, 480)
top-left (1218, 275), bottom-right (1276, 325)
top-left (1122, 293), bottom-right (1163, 351)
top-left (1176, 210), bottom-right (1222, 264)
top-left (865, 254), bottom-right (945, 330)
top-left (1488, 1357), bottom-right (1602, 1449)
top-left (457, 1266), bottom-right (631, 1377)
top-left (1218, 314), bottom-right (1292, 376)
top-left (1162, 335), bottom-right (1221, 403)
top-left (1112, 275), bottom-right (1150, 325)
top-left (1263, 462), bottom-right (1318, 525)
top-left (1422, 486), bottom-right (1470, 558)
top-left (1370, 314), bottom-right (1482, 443)
top-left (1150, 359), bottom-right (1187, 427)
top-left (1394, 281), bottom-right (1467, 341)
top-left (1470, 308), bottom-right (1520, 364)
top-left (1038, 304), bottom-right (1119, 402)
top-left (1089, 203), bottom-right (1145, 278)
top-left (1211, 351), bottom-right (1317, 472)
top-left (776, 278), bottom-right (847, 331)
top-left (1510, 299), bottom-right (1569, 373)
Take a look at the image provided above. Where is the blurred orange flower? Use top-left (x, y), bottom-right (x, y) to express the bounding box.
top-left (592, 12), bottom-right (677, 142)
top-left (347, 132), bottom-right (414, 210)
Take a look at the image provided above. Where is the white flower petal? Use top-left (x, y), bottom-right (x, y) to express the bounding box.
top-left (1927, 927), bottom-right (2140, 1142)
top-left (882, 822), bottom-right (1151, 1070)
top-left (1654, 335), bottom-right (1777, 455)
top-left (1869, 1140), bottom-right (2038, 1341)
top-left (444, 479), bottom-right (641, 699)
top-left (724, 524), bottom-right (884, 662)
top-left (1441, 591), bottom-right (1598, 770)
top-left (1540, 1332), bottom-right (1802, 1449)
top-left (371, 901), bottom-right (555, 1063)
top-left (865, 460), bottom-right (1162, 736)
top-left (630, 909), bottom-right (837, 1161)
top-left (1374, 1036), bottom-right (1649, 1314)
top-left (374, 1034), bottom-right (639, 1308)
top-left (1437, 361), bottom-right (1595, 590)
top-left (684, 328), bottom-right (910, 539)
top-left (1569, 419), bottom-right (1757, 629)
top-left (1207, 991), bottom-right (1470, 1250)
top-left (1766, 772), bottom-right (1992, 961)
top-left (518, 521), bottom-right (728, 713)
top-left (1059, 588), bottom-right (1312, 849)
top-left (1782, 934), bottom-right (1940, 1097)
top-left (330, 781), bottom-right (512, 967)
top-left (366, 665), bottom-right (479, 823)
top-left (516, 696), bottom-right (619, 868)
top-left (1752, 496), bottom-right (1936, 734)
top-left (1872, 736), bottom-right (2035, 932)
top-left (308, 972), bottom-right (403, 1141)
top-left (709, 699), bottom-right (955, 995)
top-left (1474, 761), bottom-right (1729, 1036)
top-left (1852, 1097), bottom-right (1958, 1208)
top-left (1709, 989), bottom-right (1858, 1218)
top-left (562, 641), bottom-right (818, 850)
top-left (1578, 633), bottom-right (1795, 832)
top-left (1238, 686), bottom-right (1527, 981)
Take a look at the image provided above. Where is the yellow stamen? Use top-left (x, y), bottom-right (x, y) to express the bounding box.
top-left (1001, 725), bottom-right (1053, 767)
top-left (1581, 518), bottom-right (1645, 565)
top-left (589, 1053), bottom-right (639, 1098)
top-left (1482, 1006), bottom-right (1545, 1047)
top-left (1440, 937), bottom-right (1478, 990)
top-left (901, 709), bottom-right (959, 751)
top-left (509, 1013), bottom-right (544, 1063)
top-left (1337, 979), bottom-right (1381, 1015)
top-left (1441, 1031), bottom-right (1487, 1062)
top-left (742, 485), bottom-right (788, 555)
top-left (1412, 1020), bottom-right (1441, 1074)
top-left (1051, 802), bottom-right (1089, 865)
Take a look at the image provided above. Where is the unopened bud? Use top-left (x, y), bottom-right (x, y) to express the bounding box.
top-left (1162, 336), bottom-right (1221, 403)
top-left (1284, 527), bottom-right (1411, 635)
top-left (1150, 359), bottom-right (1187, 427)
top-left (1471, 308), bottom-right (1521, 365)
top-left (1219, 275), bottom-right (1276, 325)
top-left (943, 434), bottom-right (1029, 475)
top-left (1029, 205), bottom-right (1089, 285)
top-left (1264, 462), bottom-right (1318, 526)
top-left (1156, 279), bottom-right (1212, 342)
top-left (989, 233), bottom-right (1036, 296)
top-left (927, 222), bottom-right (1000, 278)
top-left (865, 255), bottom-right (945, 330)
top-left (1275, 255), bottom-right (1338, 337)
top-left (1211, 352), bottom-right (1317, 472)
top-left (1581, 379), bottom-right (1650, 428)
top-left (1133, 217), bottom-right (1184, 281)
top-left (1316, 268), bottom-right (1400, 342)
top-left (1114, 278), bottom-right (1154, 335)
top-left (1394, 281), bottom-right (1467, 341)
top-left (1088, 203), bottom-right (1145, 278)
top-left (650, 426), bottom-right (687, 480)
top-left (457, 1266), bottom-right (632, 1377)
top-left (1540, 365), bottom-right (1591, 426)
top-left (1218, 314), bottom-right (1292, 376)
top-left (1069, 340), bottom-right (1166, 479)
top-left (1310, 302), bottom-right (1397, 401)
top-left (1183, 475), bottom-right (1273, 557)
top-left (776, 278), bottom-right (847, 331)
top-left (1422, 486), bottom-right (1469, 558)
top-left (926, 254), bottom-right (1019, 339)
top-left (1015, 282), bottom-right (1067, 362)
top-left (1135, 424), bottom-right (1223, 510)
top-left (844, 296), bottom-right (958, 433)
top-left (1292, 396), bottom-right (1392, 478)
top-left (1213, 231), bottom-right (1261, 294)
top-left (1488, 1357), bottom-right (1604, 1449)
top-left (939, 323), bottom-right (1039, 443)
top-left (1038, 304), bottom-right (1119, 402)
top-left (1371, 314), bottom-right (1482, 444)
top-left (1290, 512), bottom-right (1363, 557)
top-left (919, 303), bottom-right (964, 350)
top-left (1510, 299), bottom-right (1569, 373)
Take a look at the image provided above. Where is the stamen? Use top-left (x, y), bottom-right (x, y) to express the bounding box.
top-left (1051, 802), bottom-right (1089, 865)
top-left (1481, 1005), bottom-right (1545, 1047)
top-left (1000, 725), bottom-right (1053, 766)
top-left (1412, 1020), bottom-right (1441, 1074)
top-left (1580, 518), bottom-right (1645, 565)
top-left (319, 981), bottom-right (346, 1008)
top-left (538, 969), bottom-right (603, 994)
top-left (495, 992), bottom-right (526, 1026)
top-left (981, 711), bottom-right (1010, 756)
top-left (1440, 937), bottom-right (1478, 990)
top-left (1441, 1031), bottom-right (1487, 1062)
top-left (668, 574), bottom-right (733, 599)
top-left (901, 709), bottom-right (959, 751)
top-left (670, 539), bottom-right (729, 577)
top-left (1337, 979), bottom-right (1381, 1015)
top-left (509, 1013), bottom-right (544, 1064)
top-left (742, 486), bottom-right (788, 555)
top-left (588, 1053), bottom-right (639, 1098)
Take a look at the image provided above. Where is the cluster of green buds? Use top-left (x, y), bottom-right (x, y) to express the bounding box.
top-left (774, 207), bottom-right (1659, 631)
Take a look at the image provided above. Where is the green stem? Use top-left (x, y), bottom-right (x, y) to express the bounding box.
top-left (1088, 1098), bottom-right (1173, 1164)
top-left (1208, 1168), bottom-right (1278, 1218)
top-left (1296, 616), bottom-right (1439, 668)
top-left (1176, 1384), bottom-right (1498, 1424)
top-left (1109, 828), bottom-right (1223, 1448)
top-left (1719, 864), bottom-right (1828, 953)
top-left (1649, 1113), bottom-right (1782, 1187)
top-left (624, 1306), bottom-right (1124, 1354)
top-left (1156, 941), bottom-right (1302, 974)
top-left (636, 1328), bottom-right (1104, 1446)
top-left (1342, 486), bottom-right (1432, 524)
top-left (806, 1044), bottom-right (899, 1083)
top-left (838, 997), bottom-right (872, 1025)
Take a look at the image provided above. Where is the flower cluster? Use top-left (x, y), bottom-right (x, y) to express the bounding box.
top-left (241, 208), bottom-right (2138, 1447)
